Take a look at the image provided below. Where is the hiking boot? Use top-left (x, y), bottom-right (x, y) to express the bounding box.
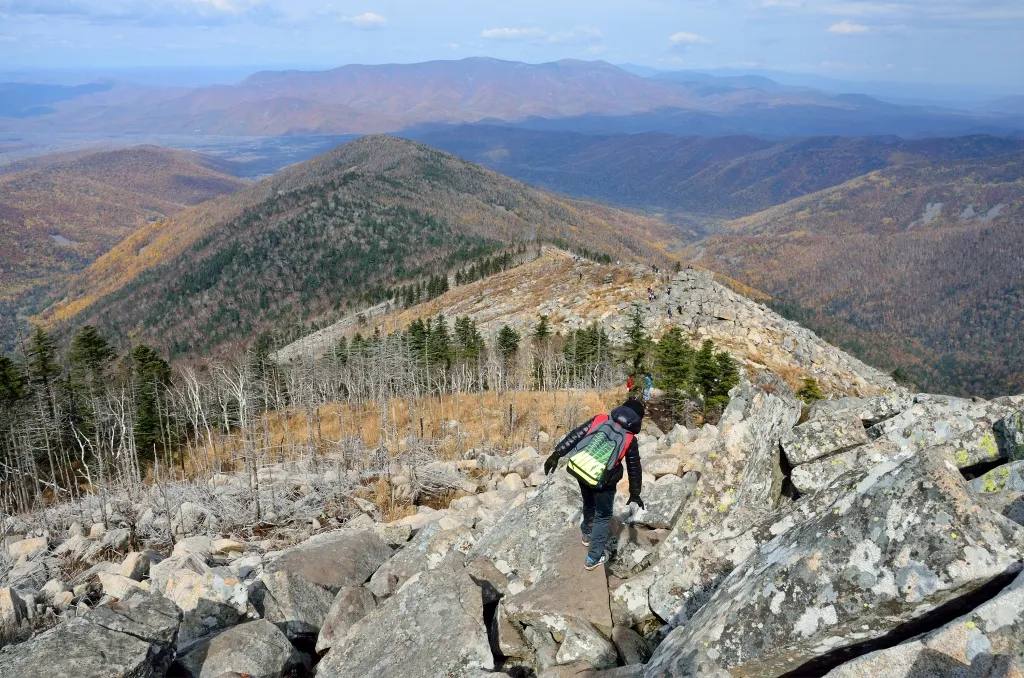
top-left (584, 554), bottom-right (607, 571)
top-left (581, 535), bottom-right (591, 547)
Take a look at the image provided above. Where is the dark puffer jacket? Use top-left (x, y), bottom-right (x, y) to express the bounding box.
top-left (551, 405), bottom-right (642, 494)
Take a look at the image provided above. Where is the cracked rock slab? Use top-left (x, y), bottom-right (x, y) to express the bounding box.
top-left (825, 568), bottom-right (1024, 677)
top-left (644, 452), bottom-right (1024, 677)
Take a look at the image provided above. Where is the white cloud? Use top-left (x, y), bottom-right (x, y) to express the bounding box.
top-left (342, 11), bottom-right (386, 29)
top-left (480, 26), bottom-right (547, 41)
top-left (548, 25), bottom-right (603, 45)
top-left (669, 31), bottom-right (711, 45)
top-left (828, 19), bottom-right (869, 33)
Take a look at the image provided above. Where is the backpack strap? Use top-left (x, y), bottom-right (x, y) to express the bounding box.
top-left (615, 431), bottom-right (635, 466)
top-left (586, 413), bottom-right (609, 434)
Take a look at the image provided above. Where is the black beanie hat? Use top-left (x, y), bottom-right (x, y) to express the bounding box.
top-left (622, 397), bottom-right (645, 420)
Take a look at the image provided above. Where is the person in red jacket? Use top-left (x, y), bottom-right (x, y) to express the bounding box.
top-left (544, 399), bottom-right (645, 570)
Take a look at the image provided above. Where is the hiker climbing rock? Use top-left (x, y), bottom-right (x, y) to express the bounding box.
top-left (543, 398), bottom-right (645, 570)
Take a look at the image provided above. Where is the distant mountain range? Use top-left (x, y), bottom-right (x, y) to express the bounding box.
top-left (412, 125), bottom-right (1024, 222)
top-left (3, 58), bottom-right (1020, 141)
top-left (695, 151), bottom-right (1024, 397)
top-left (0, 146), bottom-right (246, 349)
top-left (42, 136), bottom-right (679, 357)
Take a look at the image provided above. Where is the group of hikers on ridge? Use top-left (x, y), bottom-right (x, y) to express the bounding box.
top-left (544, 396), bottom-right (647, 570)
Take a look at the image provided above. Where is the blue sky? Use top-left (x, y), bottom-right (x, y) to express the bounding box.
top-left (1, 0), bottom-right (1021, 92)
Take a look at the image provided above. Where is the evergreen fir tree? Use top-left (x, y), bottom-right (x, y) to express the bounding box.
top-left (131, 344), bottom-right (171, 458)
top-left (68, 325), bottom-right (115, 393)
top-left (654, 327), bottom-right (695, 417)
top-left (623, 305), bottom-right (651, 383)
top-left (497, 325), bottom-right (521, 365)
top-left (0, 355), bottom-right (25, 408)
top-left (533, 315), bottom-right (551, 344)
top-left (26, 325), bottom-right (59, 389)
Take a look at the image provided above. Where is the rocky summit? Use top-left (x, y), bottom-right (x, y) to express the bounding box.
top-left (2, 269), bottom-right (1023, 677)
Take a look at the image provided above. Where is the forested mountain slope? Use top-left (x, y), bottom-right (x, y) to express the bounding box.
top-left (693, 151), bottom-right (1024, 396)
top-left (0, 145), bottom-right (246, 350)
top-left (43, 136), bottom-right (681, 357)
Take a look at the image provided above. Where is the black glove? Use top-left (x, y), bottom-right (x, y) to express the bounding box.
top-left (543, 454), bottom-right (559, 475)
top-left (627, 494), bottom-right (645, 510)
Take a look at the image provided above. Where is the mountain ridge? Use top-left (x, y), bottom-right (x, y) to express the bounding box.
top-left (41, 135), bottom-right (682, 356)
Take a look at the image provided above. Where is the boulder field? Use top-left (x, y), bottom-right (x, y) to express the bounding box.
top-left (1, 381), bottom-right (1022, 677)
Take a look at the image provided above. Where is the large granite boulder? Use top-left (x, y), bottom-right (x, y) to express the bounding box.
top-left (465, 469), bottom-right (615, 670)
top-left (466, 469), bottom-right (583, 588)
top-left (644, 452), bottom-right (1024, 677)
top-left (262, 528), bottom-right (391, 593)
top-left (175, 618), bottom-right (304, 678)
top-left (151, 561), bottom-right (247, 647)
top-left (825, 568), bottom-right (1024, 677)
top-left (868, 394), bottom-right (1019, 469)
top-left (0, 592), bottom-right (181, 677)
top-left (611, 378), bottom-right (800, 628)
top-left (253, 527), bottom-right (391, 641)
top-left (315, 557), bottom-right (492, 677)
top-left (807, 393), bottom-right (911, 426)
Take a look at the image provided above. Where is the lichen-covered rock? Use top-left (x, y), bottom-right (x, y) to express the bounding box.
top-left (0, 592), bottom-right (181, 678)
top-left (781, 410), bottom-right (870, 466)
top-left (645, 453), bottom-right (1024, 677)
top-left (868, 395), bottom-right (1015, 469)
top-left (175, 618), bottom-right (304, 678)
top-left (790, 440), bottom-right (901, 494)
top-left (612, 378), bottom-right (800, 628)
top-left (825, 568), bottom-right (1024, 677)
top-left (315, 558), bottom-right (492, 677)
top-left (473, 470), bottom-right (615, 669)
top-left (315, 586), bottom-right (376, 653)
top-left (158, 566), bottom-right (248, 645)
top-left (969, 460), bottom-right (1024, 526)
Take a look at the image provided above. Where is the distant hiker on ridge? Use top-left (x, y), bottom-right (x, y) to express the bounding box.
top-left (543, 398), bottom-right (645, 570)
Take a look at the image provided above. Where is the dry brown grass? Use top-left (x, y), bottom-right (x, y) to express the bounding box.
top-left (180, 388), bottom-right (626, 475)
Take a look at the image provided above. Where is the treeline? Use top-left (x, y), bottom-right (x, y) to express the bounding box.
top-left (0, 325), bottom-right (171, 514)
top-left (0, 308), bottom-right (739, 515)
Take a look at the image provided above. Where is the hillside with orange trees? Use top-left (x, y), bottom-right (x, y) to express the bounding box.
top-left (692, 151), bottom-right (1024, 396)
top-left (42, 136), bottom-right (683, 357)
top-left (0, 145), bottom-right (246, 349)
